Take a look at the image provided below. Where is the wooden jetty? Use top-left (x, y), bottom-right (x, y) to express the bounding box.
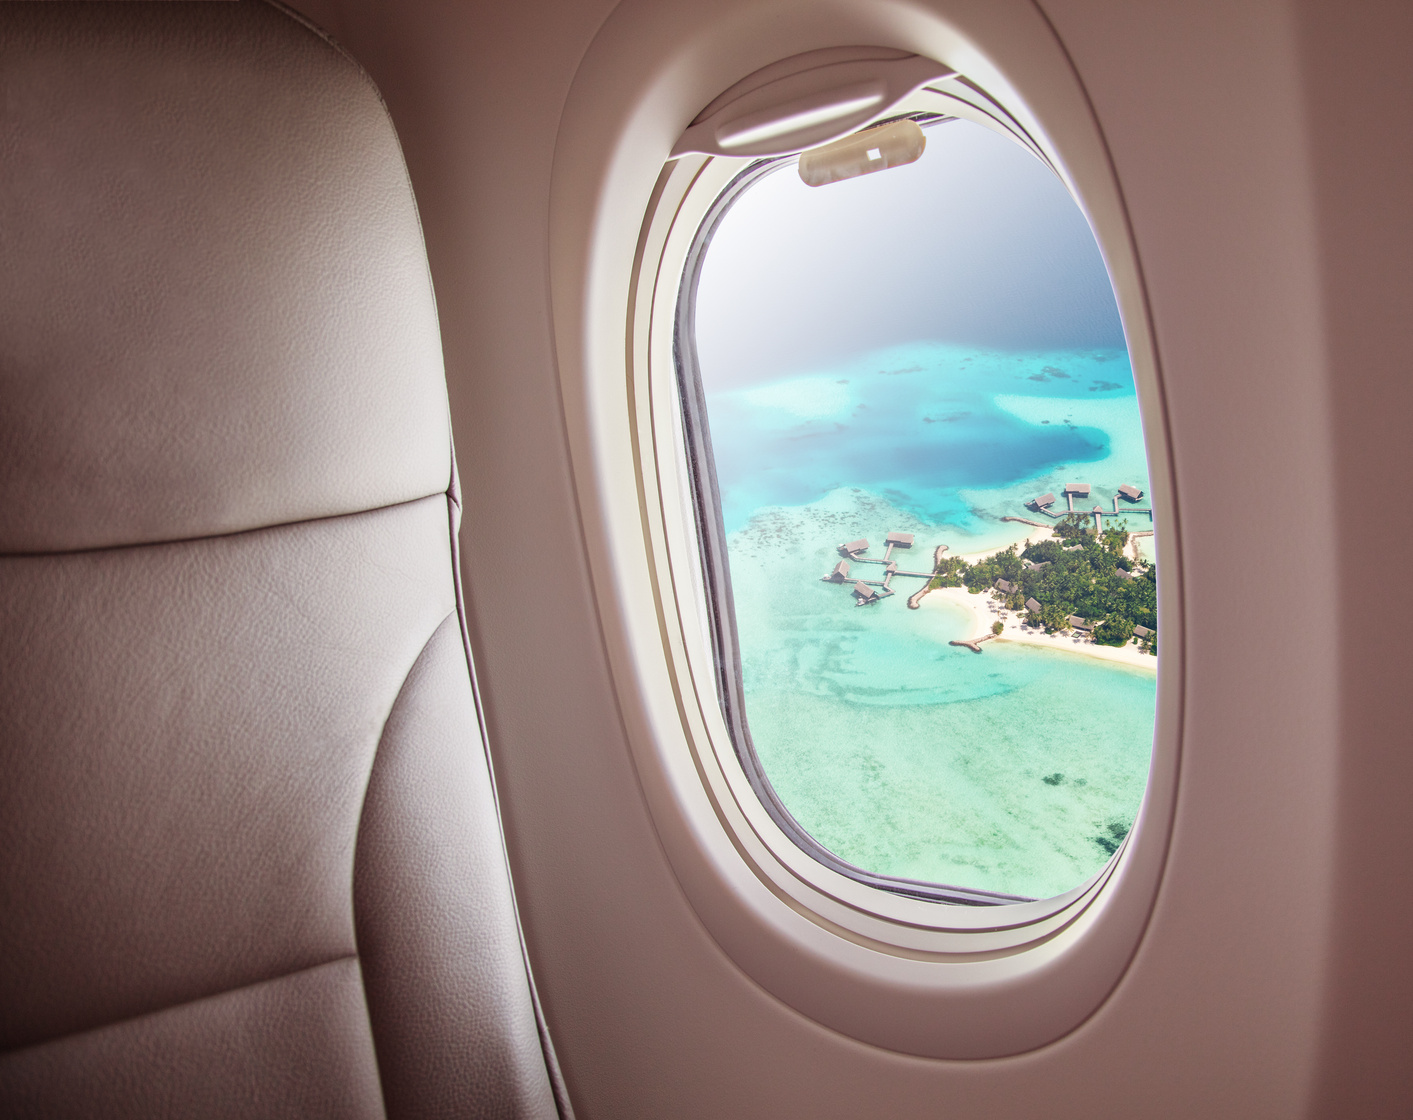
top-left (950, 633), bottom-right (998, 653)
top-left (1111, 494), bottom-right (1153, 516)
top-left (816, 538), bottom-right (957, 609)
top-left (1004, 492), bottom-right (1155, 535)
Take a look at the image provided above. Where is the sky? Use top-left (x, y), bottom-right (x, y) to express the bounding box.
top-left (693, 119), bottom-right (1125, 390)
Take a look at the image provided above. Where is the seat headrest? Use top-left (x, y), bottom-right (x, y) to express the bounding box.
top-left (0, 1), bottom-right (451, 554)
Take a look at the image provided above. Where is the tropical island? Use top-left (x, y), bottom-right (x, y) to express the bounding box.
top-left (943, 514), bottom-right (1156, 653)
top-left (823, 510), bottom-right (1156, 661)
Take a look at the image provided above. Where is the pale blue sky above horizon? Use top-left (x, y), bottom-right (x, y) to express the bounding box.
top-left (694, 119), bottom-right (1125, 390)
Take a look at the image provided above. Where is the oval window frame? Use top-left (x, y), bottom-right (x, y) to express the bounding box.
top-left (548, 0), bottom-right (1184, 1060)
top-left (674, 103), bottom-right (1115, 910)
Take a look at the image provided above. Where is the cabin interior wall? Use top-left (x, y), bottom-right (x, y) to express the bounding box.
top-left (283, 0), bottom-right (1411, 1115)
top-left (1293, 0), bottom-right (1413, 1112)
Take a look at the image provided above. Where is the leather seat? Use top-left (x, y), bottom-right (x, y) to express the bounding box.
top-left (0, 3), bottom-right (566, 1116)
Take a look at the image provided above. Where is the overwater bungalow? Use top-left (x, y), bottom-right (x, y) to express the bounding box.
top-left (839, 538), bottom-right (869, 557)
top-left (822, 560), bottom-right (851, 583)
top-left (1118, 483), bottom-right (1145, 501)
top-left (1064, 483), bottom-right (1091, 496)
top-left (884, 532), bottom-right (914, 548)
top-left (1029, 492), bottom-right (1056, 510)
top-left (851, 581), bottom-right (879, 604)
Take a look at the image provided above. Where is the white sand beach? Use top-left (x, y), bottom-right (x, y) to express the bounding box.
top-left (921, 582), bottom-right (1157, 670)
top-left (953, 526), bottom-right (1057, 565)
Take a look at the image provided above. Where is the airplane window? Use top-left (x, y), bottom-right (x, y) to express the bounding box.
top-left (678, 117), bottom-right (1157, 902)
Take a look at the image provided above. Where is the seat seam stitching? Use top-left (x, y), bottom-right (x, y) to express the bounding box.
top-left (0, 491), bottom-right (448, 560)
top-left (349, 599), bottom-right (458, 1116)
top-left (0, 953), bottom-right (362, 1058)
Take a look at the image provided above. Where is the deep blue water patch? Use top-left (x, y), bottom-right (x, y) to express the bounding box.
top-left (705, 343), bottom-right (1133, 533)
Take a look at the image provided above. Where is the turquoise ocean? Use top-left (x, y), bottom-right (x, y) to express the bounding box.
top-left (708, 341), bottom-right (1157, 900)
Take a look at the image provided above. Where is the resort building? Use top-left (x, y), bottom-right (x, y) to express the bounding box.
top-left (840, 538), bottom-right (869, 557)
top-left (1068, 615), bottom-right (1093, 631)
top-left (1025, 597), bottom-right (1042, 613)
top-left (1029, 492), bottom-right (1056, 510)
top-left (994, 579), bottom-right (1015, 594)
top-left (1134, 624), bottom-right (1155, 638)
top-left (1063, 483), bottom-right (1092, 512)
top-left (851, 581), bottom-right (879, 604)
top-left (823, 560), bottom-right (851, 583)
top-left (1118, 483), bottom-right (1144, 501)
top-left (882, 532), bottom-right (913, 563)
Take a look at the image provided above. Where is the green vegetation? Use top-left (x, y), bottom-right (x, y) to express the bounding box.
top-left (991, 620), bottom-right (1004, 636)
top-left (1052, 512), bottom-right (1091, 539)
top-left (953, 519), bottom-right (1156, 645)
top-left (925, 553), bottom-right (968, 590)
top-left (1093, 616), bottom-right (1135, 646)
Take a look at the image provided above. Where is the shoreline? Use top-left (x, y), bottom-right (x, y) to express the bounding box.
top-left (922, 584), bottom-right (1157, 670)
top-left (952, 525), bottom-right (1056, 565)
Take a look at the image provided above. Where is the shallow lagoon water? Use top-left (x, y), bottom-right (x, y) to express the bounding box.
top-left (712, 345), bottom-right (1157, 900)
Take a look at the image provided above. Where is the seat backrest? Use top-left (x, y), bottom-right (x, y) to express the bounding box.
top-left (0, 3), bottom-right (563, 1116)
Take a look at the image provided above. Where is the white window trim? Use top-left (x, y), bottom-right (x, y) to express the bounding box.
top-left (548, 2), bottom-right (1184, 1060)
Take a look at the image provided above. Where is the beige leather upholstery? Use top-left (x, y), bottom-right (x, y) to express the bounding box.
top-left (0, 0), bottom-right (450, 553)
top-left (0, 3), bottom-right (563, 1116)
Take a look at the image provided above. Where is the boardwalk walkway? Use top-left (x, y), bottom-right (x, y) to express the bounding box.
top-left (1111, 496), bottom-right (1154, 516)
top-left (1001, 516), bottom-right (1050, 528)
top-left (949, 633), bottom-right (998, 653)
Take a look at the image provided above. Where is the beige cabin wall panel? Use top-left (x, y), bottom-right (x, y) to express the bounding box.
top-left (284, 0), bottom-right (1349, 1116)
top-left (1291, 1), bottom-right (1413, 1114)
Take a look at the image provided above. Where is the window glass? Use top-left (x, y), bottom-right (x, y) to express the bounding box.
top-left (688, 118), bottom-right (1156, 901)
